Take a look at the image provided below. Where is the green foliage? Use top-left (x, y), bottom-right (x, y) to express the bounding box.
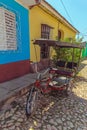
top-left (62, 37), bottom-right (84, 43)
top-left (52, 37), bottom-right (83, 64)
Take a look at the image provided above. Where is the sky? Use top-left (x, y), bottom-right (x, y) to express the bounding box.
top-left (46, 0), bottom-right (87, 41)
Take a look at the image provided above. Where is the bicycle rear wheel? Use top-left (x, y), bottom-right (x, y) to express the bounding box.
top-left (26, 86), bottom-right (38, 117)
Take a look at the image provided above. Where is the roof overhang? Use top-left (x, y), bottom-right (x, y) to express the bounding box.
top-left (34, 39), bottom-right (84, 49)
top-left (15, 0), bottom-right (41, 8)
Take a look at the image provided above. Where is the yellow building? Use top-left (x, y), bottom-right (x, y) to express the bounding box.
top-left (16, 0), bottom-right (79, 69)
top-left (29, 0), bottom-right (79, 62)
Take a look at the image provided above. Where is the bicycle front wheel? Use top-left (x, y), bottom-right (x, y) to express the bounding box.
top-left (26, 86), bottom-right (38, 117)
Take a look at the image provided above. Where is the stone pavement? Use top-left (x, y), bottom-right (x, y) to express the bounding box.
top-left (0, 59), bottom-right (87, 130)
top-left (0, 90), bottom-right (87, 130)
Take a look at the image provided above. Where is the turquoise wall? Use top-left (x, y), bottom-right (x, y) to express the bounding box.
top-left (82, 43), bottom-right (87, 58)
top-left (0, 0), bottom-right (30, 64)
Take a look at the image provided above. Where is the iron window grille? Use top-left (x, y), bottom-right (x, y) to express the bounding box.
top-left (0, 7), bottom-right (17, 50)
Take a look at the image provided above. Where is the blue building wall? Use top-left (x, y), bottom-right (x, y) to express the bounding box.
top-left (0, 0), bottom-right (30, 64)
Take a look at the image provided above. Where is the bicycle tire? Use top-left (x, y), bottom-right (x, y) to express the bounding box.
top-left (26, 86), bottom-right (38, 117)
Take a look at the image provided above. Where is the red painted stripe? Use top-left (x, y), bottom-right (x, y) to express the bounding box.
top-left (0, 60), bottom-right (30, 83)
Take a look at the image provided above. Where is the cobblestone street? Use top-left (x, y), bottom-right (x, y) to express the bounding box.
top-left (0, 59), bottom-right (87, 130)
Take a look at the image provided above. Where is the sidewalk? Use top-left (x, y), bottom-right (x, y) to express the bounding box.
top-left (0, 73), bottom-right (37, 109)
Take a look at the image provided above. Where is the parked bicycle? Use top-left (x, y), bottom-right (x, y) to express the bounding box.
top-left (26, 67), bottom-right (73, 117)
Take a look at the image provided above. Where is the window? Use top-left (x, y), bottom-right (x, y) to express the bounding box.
top-left (0, 7), bottom-right (17, 50)
top-left (58, 30), bottom-right (61, 41)
top-left (41, 24), bottom-right (53, 39)
top-left (58, 30), bottom-right (64, 41)
top-left (41, 24), bottom-right (53, 59)
top-left (41, 43), bottom-right (49, 59)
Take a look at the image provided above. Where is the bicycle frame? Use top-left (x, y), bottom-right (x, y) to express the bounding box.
top-left (33, 67), bottom-right (72, 94)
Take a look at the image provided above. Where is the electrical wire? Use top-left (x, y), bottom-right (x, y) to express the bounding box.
top-left (60, 0), bottom-right (74, 25)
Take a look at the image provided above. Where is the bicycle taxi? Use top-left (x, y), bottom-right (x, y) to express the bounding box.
top-left (26, 39), bottom-right (84, 116)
